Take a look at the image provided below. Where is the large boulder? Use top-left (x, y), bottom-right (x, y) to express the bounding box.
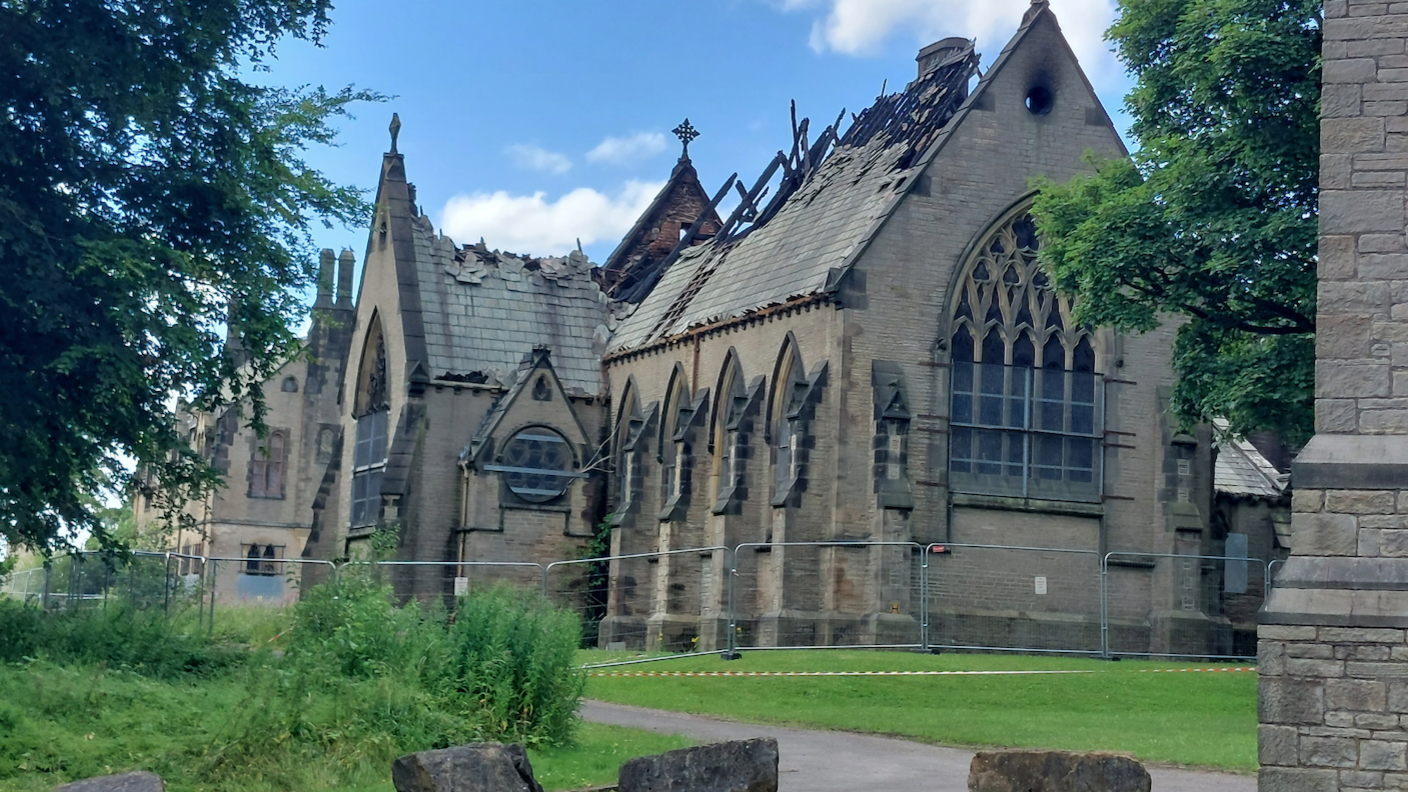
top-left (392, 742), bottom-right (544, 792)
top-left (55, 772), bottom-right (164, 792)
top-left (968, 750), bottom-right (1150, 792)
top-left (617, 738), bottom-right (778, 792)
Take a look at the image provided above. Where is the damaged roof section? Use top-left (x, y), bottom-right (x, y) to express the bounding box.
top-left (607, 38), bottom-right (980, 354)
top-left (1214, 423), bottom-right (1290, 501)
top-left (410, 214), bottom-right (615, 395)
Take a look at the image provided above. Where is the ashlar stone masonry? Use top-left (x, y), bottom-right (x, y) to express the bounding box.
top-left (1258, 0), bottom-right (1408, 789)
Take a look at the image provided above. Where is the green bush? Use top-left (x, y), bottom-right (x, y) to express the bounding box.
top-left (442, 585), bottom-right (585, 746)
top-left (284, 565), bottom-right (583, 747)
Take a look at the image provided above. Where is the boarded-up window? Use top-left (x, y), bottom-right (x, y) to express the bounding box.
top-left (250, 431), bottom-right (287, 498)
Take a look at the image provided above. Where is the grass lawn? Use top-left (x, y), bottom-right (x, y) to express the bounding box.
top-left (581, 649), bottom-right (1257, 772)
top-left (0, 661), bottom-right (689, 792)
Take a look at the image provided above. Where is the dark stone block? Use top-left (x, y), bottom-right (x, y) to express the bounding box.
top-left (56, 772), bottom-right (164, 792)
top-left (617, 738), bottom-right (778, 792)
top-left (968, 750), bottom-right (1150, 792)
top-left (392, 742), bottom-right (544, 792)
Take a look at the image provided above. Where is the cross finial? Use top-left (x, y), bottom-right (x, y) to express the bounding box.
top-left (672, 118), bottom-right (699, 160)
top-left (389, 113), bottom-right (401, 154)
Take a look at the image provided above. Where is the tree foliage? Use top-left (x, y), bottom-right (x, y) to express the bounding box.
top-left (0, 0), bottom-right (380, 553)
top-left (1032, 0), bottom-right (1320, 446)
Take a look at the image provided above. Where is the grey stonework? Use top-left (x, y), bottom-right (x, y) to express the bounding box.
top-left (135, 249), bottom-right (357, 602)
top-left (1257, 0), bottom-right (1408, 788)
top-left (617, 738), bottom-right (779, 792)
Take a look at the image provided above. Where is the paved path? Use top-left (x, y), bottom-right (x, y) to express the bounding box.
top-left (581, 700), bottom-right (1255, 792)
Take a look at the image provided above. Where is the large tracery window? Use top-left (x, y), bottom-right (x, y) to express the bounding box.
top-left (948, 211), bottom-right (1101, 502)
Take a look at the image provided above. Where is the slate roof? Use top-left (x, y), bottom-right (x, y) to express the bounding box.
top-left (408, 214), bottom-right (612, 395)
top-left (1215, 423), bottom-right (1289, 499)
top-left (606, 37), bottom-right (982, 354)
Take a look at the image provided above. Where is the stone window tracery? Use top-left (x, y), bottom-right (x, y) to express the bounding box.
top-left (948, 210), bottom-right (1101, 502)
top-left (494, 427), bottom-right (575, 503)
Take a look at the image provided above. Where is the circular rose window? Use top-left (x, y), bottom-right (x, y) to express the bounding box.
top-left (499, 428), bottom-right (575, 502)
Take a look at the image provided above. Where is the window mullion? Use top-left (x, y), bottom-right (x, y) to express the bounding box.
top-left (1022, 366), bottom-right (1032, 498)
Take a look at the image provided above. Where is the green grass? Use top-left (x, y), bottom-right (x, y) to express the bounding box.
top-left (0, 662), bottom-right (690, 792)
top-left (582, 649), bottom-right (1257, 772)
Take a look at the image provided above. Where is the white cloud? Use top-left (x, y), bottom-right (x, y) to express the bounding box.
top-left (505, 144), bottom-right (572, 175)
top-left (782, 0), bottom-right (1119, 85)
top-left (438, 181), bottom-right (665, 256)
top-left (586, 132), bottom-right (669, 166)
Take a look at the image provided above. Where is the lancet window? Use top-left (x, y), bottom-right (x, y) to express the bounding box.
top-left (771, 340), bottom-right (810, 505)
top-left (948, 211), bottom-right (1101, 502)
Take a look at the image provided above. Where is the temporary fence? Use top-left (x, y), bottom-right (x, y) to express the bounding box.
top-left (1102, 552), bottom-right (1270, 660)
top-left (341, 559), bottom-right (546, 605)
top-left (728, 542), bottom-right (924, 652)
top-left (0, 566), bottom-right (47, 604)
top-left (548, 547), bottom-right (730, 653)
top-left (2, 544), bottom-right (1283, 661)
top-left (924, 542), bottom-right (1103, 655)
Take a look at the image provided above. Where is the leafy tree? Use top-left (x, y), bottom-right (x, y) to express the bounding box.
top-left (1032, 0), bottom-right (1320, 446)
top-left (1, 0), bottom-right (380, 554)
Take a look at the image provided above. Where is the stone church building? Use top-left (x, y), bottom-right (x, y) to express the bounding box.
top-left (146, 2), bottom-right (1280, 654)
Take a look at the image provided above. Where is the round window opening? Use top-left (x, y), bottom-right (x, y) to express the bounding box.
top-left (1025, 85), bottom-right (1054, 116)
top-left (500, 428), bottom-right (574, 502)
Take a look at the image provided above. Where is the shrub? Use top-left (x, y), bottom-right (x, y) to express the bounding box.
top-left (441, 584), bottom-right (585, 746)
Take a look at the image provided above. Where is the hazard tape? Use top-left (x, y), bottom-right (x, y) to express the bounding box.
top-left (587, 667), bottom-right (1255, 678)
top-left (1141, 667), bottom-right (1255, 673)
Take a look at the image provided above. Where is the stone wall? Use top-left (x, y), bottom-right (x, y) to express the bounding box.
top-left (1258, 0), bottom-right (1408, 787)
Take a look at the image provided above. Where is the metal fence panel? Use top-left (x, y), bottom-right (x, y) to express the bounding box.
top-left (0, 567), bottom-right (47, 604)
top-left (1102, 552), bottom-right (1269, 660)
top-left (551, 547), bottom-right (731, 653)
top-left (729, 542), bottom-right (923, 651)
top-left (350, 560), bottom-right (545, 606)
top-left (924, 542), bottom-right (1103, 655)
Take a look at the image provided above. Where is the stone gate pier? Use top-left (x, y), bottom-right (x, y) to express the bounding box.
top-left (1258, 3), bottom-right (1408, 790)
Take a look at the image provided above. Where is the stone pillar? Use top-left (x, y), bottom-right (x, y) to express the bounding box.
top-left (1258, 5), bottom-right (1408, 790)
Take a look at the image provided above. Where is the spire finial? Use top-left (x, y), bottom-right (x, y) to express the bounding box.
top-left (672, 118), bottom-right (699, 160)
top-left (389, 113), bottom-right (401, 154)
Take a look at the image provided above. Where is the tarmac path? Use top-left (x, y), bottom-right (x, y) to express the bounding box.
top-left (581, 699), bottom-right (1256, 792)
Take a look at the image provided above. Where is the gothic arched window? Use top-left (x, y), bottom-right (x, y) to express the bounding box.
top-left (613, 383), bottom-right (645, 516)
top-left (712, 352), bottom-right (754, 513)
top-left (948, 210), bottom-right (1101, 502)
top-left (770, 340), bottom-right (809, 505)
top-left (659, 369), bottom-right (689, 519)
top-left (351, 314), bottom-right (390, 527)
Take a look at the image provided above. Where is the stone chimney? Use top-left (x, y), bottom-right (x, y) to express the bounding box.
top-left (916, 37), bottom-right (973, 82)
top-left (336, 250), bottom-right (355, 308)
top-left (314, 249), bottom-right (335, 309)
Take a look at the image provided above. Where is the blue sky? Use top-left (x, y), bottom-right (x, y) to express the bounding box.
top-left (265, 0), bottom-right (1134, 265)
